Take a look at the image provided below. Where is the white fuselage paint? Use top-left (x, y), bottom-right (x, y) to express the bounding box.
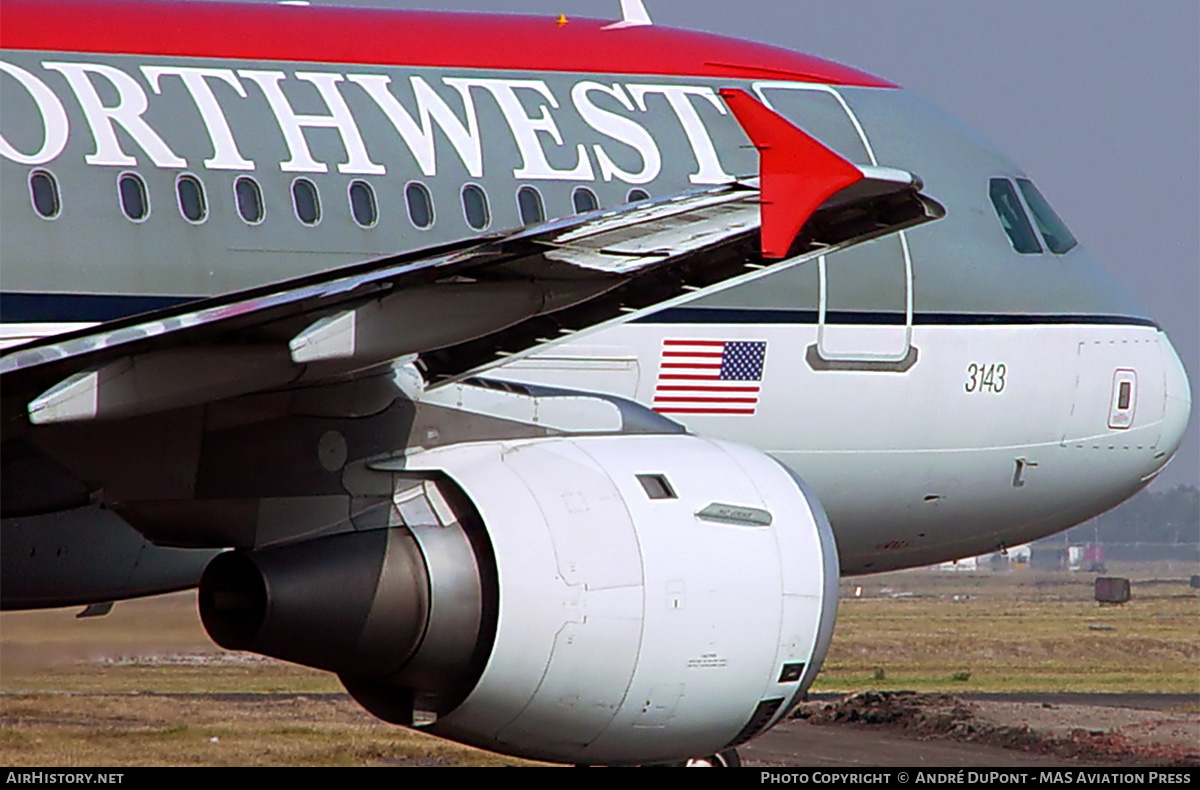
top-left (497, 319), bottom-right (1187, 574)
top-left (5, 311), bottom-right (1185, 573)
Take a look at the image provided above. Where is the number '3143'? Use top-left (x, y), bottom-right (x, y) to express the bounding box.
top-left (965, 363), bottom-right (1006, 393)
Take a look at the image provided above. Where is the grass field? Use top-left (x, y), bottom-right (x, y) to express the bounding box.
top-left (2, 565), bottom-right (1196, 766)
top-left (819, 567), bottom-right (1199, 694)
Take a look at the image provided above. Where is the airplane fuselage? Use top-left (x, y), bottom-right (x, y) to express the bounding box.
top-left (0, 0), bottom-right (1190, 575)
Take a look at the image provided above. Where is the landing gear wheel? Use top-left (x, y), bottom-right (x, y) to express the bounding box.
top-left (684, 748), bottom-right (742, 767)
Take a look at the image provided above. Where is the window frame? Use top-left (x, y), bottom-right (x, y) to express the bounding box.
top-left (347, 179), bottom-right (378, 229)
top-left (405, 180), bottom-right (436, 230)
top-left (117, 170), bottom-right (150, 223)
top-left (572, 186), bottom-right (599, 215)
top-left (233, 176), bottom-right (265, 226)
top-left (1015, 178), bottom-right (1078, 255)
top-left (175, 172), bottom-right (208, 224)
top-left (460, 182), bottom-right (491, 231)
top-left (291, 176), bottom-right (322, 227)
top-left (28, 168), bottom-right (61, 220)
top-left (516, 185), bottom-right (545, 226)
top-left (988, 177), bottom-right (1041, 255)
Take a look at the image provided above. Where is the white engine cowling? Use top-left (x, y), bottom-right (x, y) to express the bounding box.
top-left (200, 433), bottom-right (838, 765)
top-left (405, 434), bottom-right (838, 765)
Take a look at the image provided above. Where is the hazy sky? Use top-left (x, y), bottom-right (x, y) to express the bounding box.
top-left (226, 1), bottom-right (1200, 489)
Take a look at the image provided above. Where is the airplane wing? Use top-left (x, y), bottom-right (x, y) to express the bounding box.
top-left (3, 157), bottom-right (939, 429)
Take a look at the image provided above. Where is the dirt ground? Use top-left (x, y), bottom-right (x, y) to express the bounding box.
top-left (793, 691), bottom-right (1199, 767)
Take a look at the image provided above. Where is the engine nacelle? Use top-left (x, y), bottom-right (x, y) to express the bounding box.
top-left (199, 434), bottom-right (838, 765)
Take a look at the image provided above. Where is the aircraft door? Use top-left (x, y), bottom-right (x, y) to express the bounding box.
top-left (753, 83), bottom-right (915, 370)
top-left (1067, 336), bottom-right (1166, 449)
top-left (814, 234), bottom-right (914, 367)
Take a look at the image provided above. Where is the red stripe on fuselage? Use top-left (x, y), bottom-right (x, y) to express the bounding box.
top-left (0, 0), bottom-right (894, 87)
top-left (654, 386), bottom-right (760, 392)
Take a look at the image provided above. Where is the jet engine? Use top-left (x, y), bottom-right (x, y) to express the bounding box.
top-left (199, 434), bottom-right (838, 765)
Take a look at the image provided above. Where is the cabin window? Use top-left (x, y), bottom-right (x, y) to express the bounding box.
top-left (627, 188), bottom-right (650, 203)
top-left (349, 180), bottom-right (377, 228)
top-left (118, 172), bottom-right (149, 221)
top-left (461, 184), bottom-right (490, 230)
top-left (235, 177), bottom-right (264, 224)
top-left (988, 178), bottom-right (1041, 254)
top-left (406, 181), bottom-right (434, 229)
top-left (176, 174), bottom-right (207, 223)
top-left (517, 186), bottom-right (544, 226)
top-left (292, 178), bottom-right (321, 225)
top-left (29, 170), bottom-right (60, 219)
top-left (1016, 179), bottom-right (1077, 255)
top-left (572, 187), bottom-right (599, 214)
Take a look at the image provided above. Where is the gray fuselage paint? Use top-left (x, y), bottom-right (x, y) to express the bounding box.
top-left (0, 52), bottom-right (1146, 322)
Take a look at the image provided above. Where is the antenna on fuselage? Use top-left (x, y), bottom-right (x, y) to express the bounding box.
top-left (603, 0), bottom-right (653, 30)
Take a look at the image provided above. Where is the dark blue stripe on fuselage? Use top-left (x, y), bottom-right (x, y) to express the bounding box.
top-left (0, 293), bottom-right (1160, 330)
top-left (0, 293), bottom-right (199, 323)
top-left (633, 306), bottom-right (1160, 329)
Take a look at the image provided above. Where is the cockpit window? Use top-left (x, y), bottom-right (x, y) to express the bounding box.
top-left (1016, 179), bottom-right (1077, 254)
top-left (989, 178), bottom-right (1041, 254)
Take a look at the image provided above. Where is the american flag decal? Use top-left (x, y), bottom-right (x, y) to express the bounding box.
top-left (653, 339), bottom-right (767, 415)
